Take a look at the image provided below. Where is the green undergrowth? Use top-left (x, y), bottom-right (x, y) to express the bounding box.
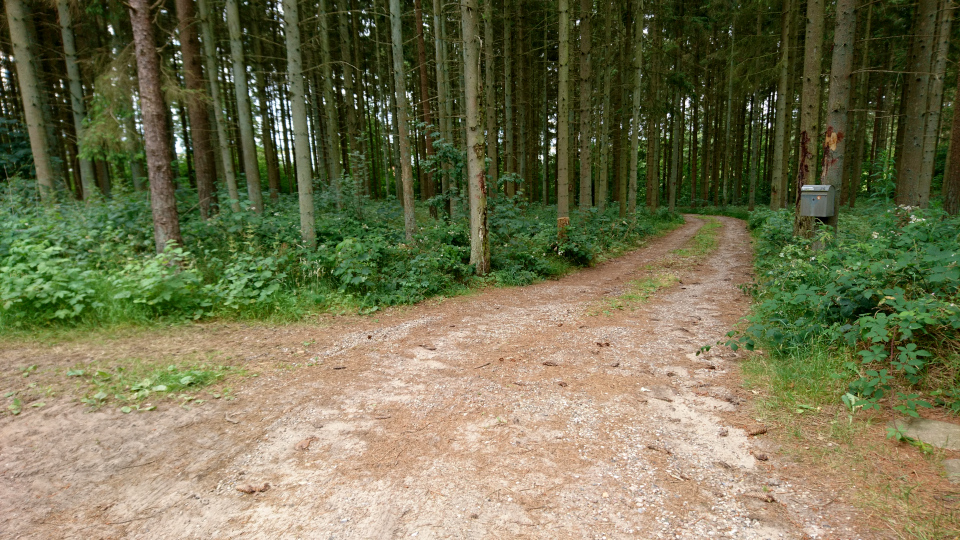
top-left (0, 178), bottom-right (683, 334)
top-left (735, 203), bottom-right (960, 539)
top-left (732, 203), bottom-right (960, 419)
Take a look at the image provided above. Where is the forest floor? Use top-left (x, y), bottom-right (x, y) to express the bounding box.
top-left (0, 216), bottom-right (888, 539)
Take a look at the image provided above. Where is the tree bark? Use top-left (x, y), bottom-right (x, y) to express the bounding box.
top-left (819, 0), bottom-right (856, 233)
top-left (846, 1), bottom-right (872, 208)
top-left (644, 5), bottom-right (659, 210)
top-left (557, 0), bottom-right (571, 226)
top-left (56, 0), bottom-right (97, 201)
top-left (414, 0), bottom-right (438, 212)
top-left (504, 0), bottom-right (516, 196)
top-left (577, 0), bottom-right (592, 209)
top-left (339, 0), bottom-right (359, 176)
top-left (251, 11), bottom-right (281, 203)
top-left (128, 0), bottom-right (183, 252)
top-left (769, 0), bottom-right (791, 209)
top-left (597, 0), bottom-right (613, 212)
top-left (319, 0), bottom-right (343, 207)
top-left (895, 0), bottom-right (937, 207)
top-left (390, 0), bottom-right (418, 240)
top-left (794, 0), bottom-right (824, 236)
top-left (282, 0), bottom-right (316, 248)
top-left (225, 0), bottom-right (264, 212)
top-left (197, 0), bottom-right (240, 211)
top-left (483, 0), bottom-right (498, 193)
top-left (176, 0), bottom-right (218, 218)
top-left (722, 28), bottom-right (734, 206)
top-left (945, 67), bottom-right (960, 214)
top-left (462, 0), bottom-right (489, 273)
top-left (627, 0), bottom-right (644, 214)
top-left (6, 0), bottom-right (56, 203)
top-left (433, 0), bottom-right (454, 216)
top-left (918, 0), bottom-right (954, 201)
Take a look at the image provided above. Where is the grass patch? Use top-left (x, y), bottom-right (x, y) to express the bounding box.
top-left (66, 359), bottom-right (245, 412)
top-left (743, 346), bottom-right (960, 538)
top-left (2, 354), bottom-right (249, 417)
top-left (587, 216), bottom-right (723, 316)
top-left (671, 216), bottom-right (722, 259)
top-left (588, 273), bottom-right (680, 316)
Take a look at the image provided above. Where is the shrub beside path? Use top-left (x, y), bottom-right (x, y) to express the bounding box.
top-left (0, 216), bottom-right (877, 539)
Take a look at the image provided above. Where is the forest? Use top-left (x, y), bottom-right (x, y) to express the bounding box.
top-left (1, 0), bottom-right (960, 534)
top-left (1, 0), bottom-right (959, 416)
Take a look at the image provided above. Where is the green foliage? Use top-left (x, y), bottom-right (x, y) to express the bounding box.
top-left (0, 241), bottom-right (99, 324)
top-left (110, 244), bottom-right (209, 317)
top-left (741, 204), bottom-right (960, 416)
top-left (0, 119), bottom-right (35, 181)
top-left (68, 360), bottom-right (237, 411)
top-left (0, 179), bottom-right (681, 331)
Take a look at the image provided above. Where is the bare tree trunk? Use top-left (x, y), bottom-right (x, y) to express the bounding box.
top-left (176, 0), bottom-right (218, 218)
top-left (483, 0), bottom-right (498, 193)
top-left (557, 0), bottom-right (571, 226)
top-left (794, 0), bottom-right (823, 236)
top-left (319, 0), bottom-right (342, 207)
top-left (503, 0), bottom-right (516, 196)
top-left (669, 91), bottom-right (681, 212)
top-left (6, 0), bottom-right (56, 203)
top-left (433, 0), bottom-right (454, 216)
top-left (251, 12), bottom-right (281, 203)
top-left (390, 0), bottom-right (417, 240)
top-left (282, 0), bottom-right (315, 247)
top-left (945, 67), bottom-right (960, 214)
top-left (339, 0), bottom-right (359, 177)
top-left (577, 0), bottom-right (593, 209)
top-left (630, 2), bottom-right (646, 213)
top-left (748, 95), bottom-right (760, 211)
top-left (128, 0), bottom-right (182, 252)
top-left (56, 0), bottom-right (97, 201)
top-left (722, 28), bottom-right (734, 206)
top-left (644, 7), bottom-right (658, 210)
top-left (769, 0), bottom-right (791, 210)
top-left (846, 1), bottom-right (871, 208)
top-left (896, 0), bottom-right (937, 206)
top-left (462, 0), bottom-right (489, 273)
top-left (414, 0), bottom-right (437, 213)
top-left (918, 0), bottom-right (954, 200)
top-left (225, 0), bottom-right (264, 212)
top-left (197, 0), bottom-right (240, 211)
top-left (818, 0), bottom-right (856, 234)
top-left (542, 29), bottom-right (550, 206)
top-left (598, 0), bottom-right (613, 212)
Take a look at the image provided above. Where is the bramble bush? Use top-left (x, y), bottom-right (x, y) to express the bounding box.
top-left (739, 204), bottom-right (960, 416)
top-left (0, 177), bottom-right (681, 330)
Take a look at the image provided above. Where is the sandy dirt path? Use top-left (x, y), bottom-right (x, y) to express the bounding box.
top-left (0, 216), bottom-right (871, 539)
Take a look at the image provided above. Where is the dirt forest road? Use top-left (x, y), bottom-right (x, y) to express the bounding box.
top-left (0, 216), bottom-right (874, 539)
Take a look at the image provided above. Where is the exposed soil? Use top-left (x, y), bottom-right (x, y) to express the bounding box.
top-left (0, 216), bottom-right (879, 539)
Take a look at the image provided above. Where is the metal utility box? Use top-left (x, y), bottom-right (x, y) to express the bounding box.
top-left (799, 185), bottom-right (836, 217)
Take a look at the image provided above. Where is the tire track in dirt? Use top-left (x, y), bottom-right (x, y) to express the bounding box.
top-left (0, 216), bottom-right (872, 539)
